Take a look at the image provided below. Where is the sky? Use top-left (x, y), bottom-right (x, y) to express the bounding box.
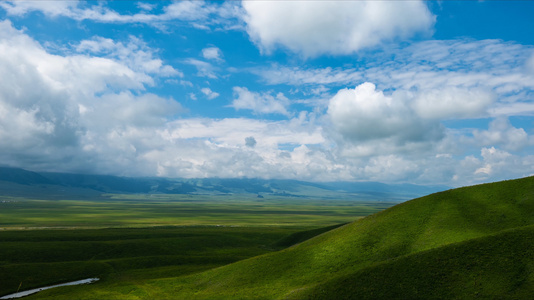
top-left (0, 0), bottom-right (533, 187)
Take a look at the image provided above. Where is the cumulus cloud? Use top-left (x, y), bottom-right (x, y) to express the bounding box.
top-left (256, 40), bottom-right (534, 113)
top-left (0, 104), bottom-right (55, 149)
top-left (362, 155), bottom-right (420, 182)
top-left (0, 20), bottom-right (182, 174)
top-left (202, 46), bottom-right (224, 62)
top-left (245, 136), bottom-right (257, 148)
top-left (163, 116), bottom-right (324, 148)
top-left (184, 58), bottom-right (218, 79)
top-left (81, 92), bottom-right (182, 129)
top-left (0, 26), bottom-right (153, 96)
top-left (242, 1), bottom-right (434, 57)
top-left (327, 83), bottom-right (443, 145)
top-left (201, 87), bottom-right (220, 100)
top-left (147, 117), bottom-right (330, 180)
top-left (137, 2), bottom-right (156, 12)
top-left (471, 147), bottom-right (527, 180)
top-left (412, 88), bottom-right (495, 119)
top-left (473, 118), bottom-right (532, 151)
top-left (526, 52), bottom-right (534, 74)
top-left (161, 1), bottom-right (215, 21)
top-left (231, 87), bottom-right (290, 116)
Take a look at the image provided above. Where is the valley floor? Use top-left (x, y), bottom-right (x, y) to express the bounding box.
top-left (0, 195), bottom-right (390, 298)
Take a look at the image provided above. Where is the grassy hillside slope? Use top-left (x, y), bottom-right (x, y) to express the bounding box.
top-left (292, 225), bottom-right (534, 299)
top-left (155, 176), bottom-right (534, 299)
top-left (25, 176), bottom-right (534, 299)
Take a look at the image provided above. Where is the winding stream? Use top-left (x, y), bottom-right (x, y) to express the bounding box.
top-left (0, 278), bottom-right (99, 299)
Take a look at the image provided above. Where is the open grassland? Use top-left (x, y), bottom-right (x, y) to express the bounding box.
top-left (0, 194), bottom-right (394, 298)
top-left (30, 176), bottom-right (534, 299)
top-left (0, 194), bottom-right (394, 228)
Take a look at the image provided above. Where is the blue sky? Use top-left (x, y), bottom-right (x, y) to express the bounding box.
top-left (0, 1), bottom-right (533, 186)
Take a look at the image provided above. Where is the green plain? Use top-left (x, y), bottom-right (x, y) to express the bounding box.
top-left (0, 194), bottom-right (393, 228)
top-left (0, 194), bottom-right (394, 298)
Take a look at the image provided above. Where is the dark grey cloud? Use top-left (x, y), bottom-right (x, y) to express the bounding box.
top-left (245, 136), bottom-right (257, 148)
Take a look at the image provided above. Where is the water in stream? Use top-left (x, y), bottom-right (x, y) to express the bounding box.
top-left (0, 278), bottom-right (99, 299)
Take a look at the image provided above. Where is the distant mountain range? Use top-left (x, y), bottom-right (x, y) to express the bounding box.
top-left (0, 166), bottom-right (448, 201)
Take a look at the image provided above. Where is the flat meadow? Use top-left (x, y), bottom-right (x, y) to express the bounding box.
top-left (0, 194), bottom-right (395, 297)
top-left (0, 194), bottom-right (394, 228)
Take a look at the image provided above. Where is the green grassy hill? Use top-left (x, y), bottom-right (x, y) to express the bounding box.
top-left (24, 176), bottom-right (534, 299)
top-left (291, 224), bottom-right (534, 299)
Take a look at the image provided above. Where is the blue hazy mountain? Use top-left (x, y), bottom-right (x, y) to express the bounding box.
top-left (0, 167), bottom-right (447, 201)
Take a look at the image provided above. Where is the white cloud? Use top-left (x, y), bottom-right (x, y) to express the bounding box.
top-left (526, 52), bottom-right (534, 74)
top-left (257, 40), bottom-right (534, 92)
top-left (362, 155), bottom-right (420, 182)
top-left (0, 0), bottom-right (78, 17)
top-left (163, 116), bottom-right (324, 148)
top-left (202, 47), bottom-right (223, 62)
top-left (242, 1), bottom-right (434, 57)
top-left (0, 104), bottom-right (55, 148)
top-left (473, 118), bottom-right (532, 151)
top-left (146, 117), bottom-right (332, 180)
top-left (327, 82), bottom-right (443, 144)
top-left (489, 102), bottom-right (534, 117)
top-left (231, 87), bottom-right (290, 116)
top-left (472, 147), bottom-right (514, 178)
top-left (137, 2), bottom-right (156, 12)
top-left (81, 92), bottom-right (182, 129)
top-left (0, 20), bottom-right (182, 174)
top-left (0, 17), bottom-right (533, 185)
top-left (325, 81), bottom-right (532, 184)
top-left (256, 39), bottom-right (534, 123)
top-left (0, 22), bottom-right (154, 95)
top-left (184, 58), bottom-right (218, 79)
top-left (255, 65), bottom-right (363, 86)
top-left (201, 87), bottom-right (220, 100)
top-left (0, 0), bottom-right (242, 30)
top-left (412, 88), bottom-right (495, 119)
top-left (76, 36), bottom-right (181, 78)
top-left (161, 1), bottom-right (215, 21)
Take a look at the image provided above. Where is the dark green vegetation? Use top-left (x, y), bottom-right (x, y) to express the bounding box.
top-left (296, 225), bottom-right (534, 299)
top-left (0, 226), bottom-right (316, 297)
top-left (273, 222), bottom-right (348, 248)
top-left (23, 176), bottom-right (533, 299)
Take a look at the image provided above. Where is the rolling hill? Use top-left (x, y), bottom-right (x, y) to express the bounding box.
top-left (292, 224), bottom-right (534, 299)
